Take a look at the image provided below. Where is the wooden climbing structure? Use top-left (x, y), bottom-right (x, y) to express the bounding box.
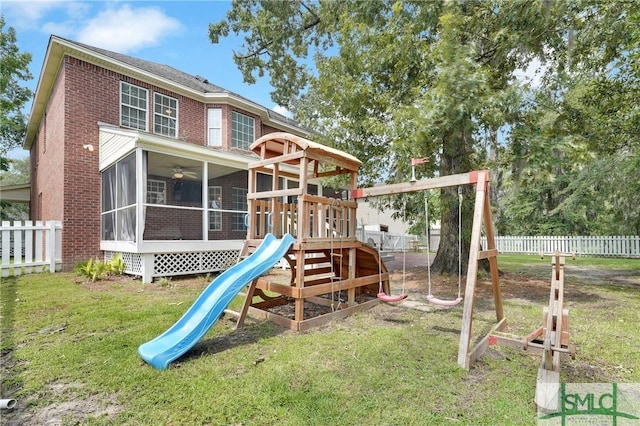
top-left (234, 132), bottom-right (391, 331)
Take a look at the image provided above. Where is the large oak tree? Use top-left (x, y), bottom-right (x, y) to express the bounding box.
top-left (210, 0), bottom-right (638, 271)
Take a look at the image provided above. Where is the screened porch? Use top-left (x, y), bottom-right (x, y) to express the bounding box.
top-left (98, 124), bottom-right (313, 283)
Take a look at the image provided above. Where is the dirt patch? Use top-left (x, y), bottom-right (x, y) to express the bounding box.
top-left (1, 382), bottom-right (122, 426)
top-left (382, 252), bottom-right (639, 309)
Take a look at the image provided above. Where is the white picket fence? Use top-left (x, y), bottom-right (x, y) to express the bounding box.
top-left (481, 235), bottom-right (640, 258)
top-left (1, 221), bottom-right (63, 277)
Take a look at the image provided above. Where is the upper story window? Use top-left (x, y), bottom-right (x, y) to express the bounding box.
top-left (154, 93), bottom-right (178, 138)
top-left (208, 108), bottom-right (222, 146)
top-left (120, 82), bottom-right (147, 131)
top-left (147, 179), bottom-right (166, 204)
top-left (231, 111), bottom-right (254, 150)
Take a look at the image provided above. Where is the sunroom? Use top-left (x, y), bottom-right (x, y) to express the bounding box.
top-left (98, 123), bottom-right (319, 283)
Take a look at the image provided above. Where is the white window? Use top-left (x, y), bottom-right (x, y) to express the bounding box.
top-left (231, 187), bottom-right (248, 230)
top-left (208, 108), bottom-right (222, 146)
top-left (120, 82), bottom-right (147, 131)
top-left (231, 111), bottom-right (254, 150)
top-left (209, 186), bottom-right (222, 231)
top-left (154, 93), bottom-right (178, 137)
top-left (147, 179), bottom-right (166, 204)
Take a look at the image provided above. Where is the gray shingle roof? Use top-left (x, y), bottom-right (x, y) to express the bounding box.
top-left (56, 36), bottom-right (300, 127)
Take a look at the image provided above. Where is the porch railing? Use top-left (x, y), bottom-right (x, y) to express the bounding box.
top-left (1, 220), bottom-right (63, 277)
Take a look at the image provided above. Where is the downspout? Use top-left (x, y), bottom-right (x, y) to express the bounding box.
top-left (0, 398), bottom-right (17, 409)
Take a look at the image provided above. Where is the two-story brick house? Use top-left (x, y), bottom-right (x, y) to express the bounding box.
top-left (24, 35), bottom-right (318, 282)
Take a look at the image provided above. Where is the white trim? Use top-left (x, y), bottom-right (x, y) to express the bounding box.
top-left (101, 239), bottom-right (244, 253)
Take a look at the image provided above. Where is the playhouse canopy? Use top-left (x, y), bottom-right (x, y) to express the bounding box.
top-left (250, 132), bottom-right (361, 175)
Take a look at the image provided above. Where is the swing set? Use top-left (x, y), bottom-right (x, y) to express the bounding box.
top-left (350, 166), bottom-right (506, 370)
top-left (371, 187), bottom-right (464, 307)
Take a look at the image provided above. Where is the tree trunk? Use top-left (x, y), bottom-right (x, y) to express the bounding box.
top-left (431, 127), bottom-right (475, 276)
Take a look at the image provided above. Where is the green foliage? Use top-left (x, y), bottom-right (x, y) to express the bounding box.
top-left (106, 253), bottom-right (125, 275)
top-left (0, 15), bottom-right (33, 155)
top-left (210, 1), bottom-right (639, 241)
top-left (0, 157), bottom-right (31, 221)
top-left (157, 276), bottom-right (172, 287)
top-left (75, 254), bottom-right (125, 282)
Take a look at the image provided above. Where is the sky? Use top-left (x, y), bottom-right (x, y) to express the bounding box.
top-left (2, 0), bottom-right (287, 159)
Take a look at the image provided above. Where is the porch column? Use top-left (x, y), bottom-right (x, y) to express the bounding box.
top-left (202, 162), bottom-right (209, 241)
top-left (141, 254), bottom-right (154, 283)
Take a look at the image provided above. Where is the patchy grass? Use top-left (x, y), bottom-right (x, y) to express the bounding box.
top-left (1, 255), bottom-right (639, 425)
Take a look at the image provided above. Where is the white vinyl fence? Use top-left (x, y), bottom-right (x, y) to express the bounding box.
top-left (481, 235), bottom-right (640, 258)
top-left (1, 221), bottom-right (63, 277)
top-left (357, 230), bottom-right (640, 258)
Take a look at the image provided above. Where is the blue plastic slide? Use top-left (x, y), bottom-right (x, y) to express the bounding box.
top-left (138, 233), bottom-right (296, 370)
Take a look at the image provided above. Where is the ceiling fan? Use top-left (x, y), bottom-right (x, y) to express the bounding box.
top-left (172, 167), bottom-right (198, 180)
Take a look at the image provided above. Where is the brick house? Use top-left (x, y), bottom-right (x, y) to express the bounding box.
top-left (23, 35), bottom-right (318, 282)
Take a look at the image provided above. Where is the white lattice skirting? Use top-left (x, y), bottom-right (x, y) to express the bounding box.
top-left (105, 250), bottom-right (240, 283)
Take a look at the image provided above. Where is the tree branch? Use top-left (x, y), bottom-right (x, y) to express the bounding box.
top-left (234, 1), bottom-right (321, 60)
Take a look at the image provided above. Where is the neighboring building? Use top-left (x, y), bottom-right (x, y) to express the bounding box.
top-left (23, 35), bottom-right (317, 282)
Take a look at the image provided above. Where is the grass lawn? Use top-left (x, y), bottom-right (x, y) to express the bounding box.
top-left (1, 254), bottom-right (639, 425)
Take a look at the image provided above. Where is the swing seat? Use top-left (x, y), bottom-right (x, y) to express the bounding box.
top-left (377, 292), bottom-right (408, 303)
top-left (426, 294), bottom-right (463, 307)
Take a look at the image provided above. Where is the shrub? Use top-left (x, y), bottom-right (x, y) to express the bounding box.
top-left (75, 254), bottom-right (126, 282)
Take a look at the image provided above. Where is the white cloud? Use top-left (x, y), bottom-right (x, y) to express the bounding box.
top-left (2, 0), bottom-right (78, 29)
top-left (272, 105), bottom-right (293, 119)
top-left (75, 4), bottom-right (182, 53)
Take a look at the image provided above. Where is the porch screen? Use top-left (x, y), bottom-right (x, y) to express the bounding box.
top-left (101, 152), bottom-right (137, 241)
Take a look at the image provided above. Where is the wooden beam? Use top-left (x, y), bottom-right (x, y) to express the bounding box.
top-left (254, 166), bottom-right (299, 180)
top-left (248, 150), bottom-right (305, 168)
top-left (306, 151), bottom-right (360, 174)
top-left (350, 170), bottom-right (489, 199)
top-left (310, 168), bottom-right (350, 179)
top-left (477, 249), bottom-right (499, 260)
top-left (483, 182), bottom-right (504, 323)
top-left (247, 188), bottom-right (303, 200)
top-left (301, 194), bottom-right (357, 209)
top-left (458, 171), bottom-right (487, 370)
top-left (465, 317), bottom-right (508, 368)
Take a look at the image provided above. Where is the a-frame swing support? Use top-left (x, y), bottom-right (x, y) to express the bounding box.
top-left (351, 170), bottom-right (505, 370)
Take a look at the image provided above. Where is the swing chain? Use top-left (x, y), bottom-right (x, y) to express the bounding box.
top-left (458, 186), bottom-right (463, 299)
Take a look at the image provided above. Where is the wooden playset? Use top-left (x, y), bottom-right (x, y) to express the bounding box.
top-left (229, 132), bottom-right (505, 370)
top-left (232, 132), bottom-right (389, 332)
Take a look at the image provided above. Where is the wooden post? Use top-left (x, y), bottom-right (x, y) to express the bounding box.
top-left (272, 163), bottom-right (281, 237)
top-left (299, 156), bottom-right (309, 238)
top-left (294, 248), bottom-right (305, 325)
top-left (457, 172), bottom-right (487, 370)
top-left (482, 175), bottom-right (504, 322)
